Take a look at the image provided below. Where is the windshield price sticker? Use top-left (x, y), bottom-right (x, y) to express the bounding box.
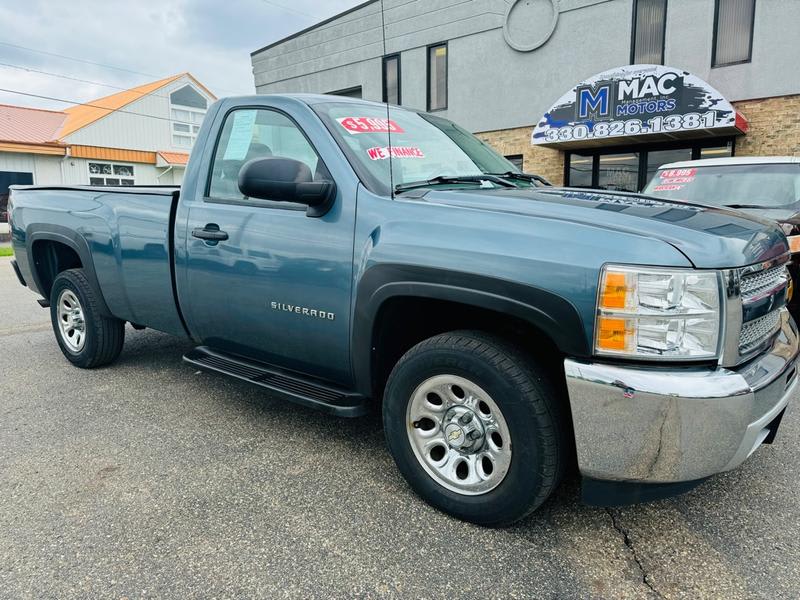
top-left (658, 168), bottom-right (696, 184)
top-left (366, 146), bottom-right (424, 160)
top-left (338, 117), bottom-right (405, 134)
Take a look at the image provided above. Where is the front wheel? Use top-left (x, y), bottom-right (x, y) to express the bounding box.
top-left (383, 331), bottom-right (568, 526)
top-left (50, 269), bottom-right (125, 368)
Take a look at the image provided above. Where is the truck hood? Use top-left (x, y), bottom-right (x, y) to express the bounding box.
top-left (412, 187), bottom-right (788, 268)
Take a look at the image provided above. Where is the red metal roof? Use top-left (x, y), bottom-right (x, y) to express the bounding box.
top-left (157, 151), bottom-right (190, 165)
top-left (0, 104), bottom-right (66, 144)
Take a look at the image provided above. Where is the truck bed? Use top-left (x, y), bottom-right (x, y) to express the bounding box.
top-left (9, 185), bottom-right (187, 337)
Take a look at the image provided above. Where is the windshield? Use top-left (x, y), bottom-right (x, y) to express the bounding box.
top-left (643, 163), bottom-right (800, 208)
top-left (313, 101), bottom-right (521, 195)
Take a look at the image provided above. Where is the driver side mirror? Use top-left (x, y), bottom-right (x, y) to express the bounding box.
top-left (238, 157), bottom-right (336, 217)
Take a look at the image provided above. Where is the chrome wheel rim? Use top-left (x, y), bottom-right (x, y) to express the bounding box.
top-left (406, 374), bottom-right (512, 495)
top-left (57, 289), bottom-right (86, 352)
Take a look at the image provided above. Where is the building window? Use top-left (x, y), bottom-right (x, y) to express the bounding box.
top-left (631, 0), bottom-right (667, 64)
top-left (505, 154), bottom-right (524, 171)
top-left (713, 0), bottom-right (756, 66)
top-left (89, 162), bottom-right (135, 186)
top-left (427, 43), bottom-right (448, 111)
top-left (565, 138), bottom-right (736, 191)
top-left (328, 86), bottom-right (362, 99)
top-left (170, 84), bottom-right (207, 148)
top-left (0, 171), bottom-right (33, 222)
top-left (382, 54), bottom-right (401, 105)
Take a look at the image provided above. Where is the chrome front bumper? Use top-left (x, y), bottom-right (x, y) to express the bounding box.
top-left (565, 308), bottom-right (799, 484)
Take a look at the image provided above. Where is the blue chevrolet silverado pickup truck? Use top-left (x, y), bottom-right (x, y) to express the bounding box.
top-left (8, 94), bottom-right (799, 525)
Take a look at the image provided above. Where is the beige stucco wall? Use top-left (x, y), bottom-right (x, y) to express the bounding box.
top-left (476, 94), bottom-right (800, 186)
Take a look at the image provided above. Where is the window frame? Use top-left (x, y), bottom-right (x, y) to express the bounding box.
top-left (382, 53), bottom-right (402, 105)
top-left (88, 161), bottom-right (135, 186)
top-left (630, 0), bottom-right (668, 65)
top-left (426, 42), bottom-right (448, 112)
top-left (203, 105), bottom-right (331, 211)
top-left (170, 84), bottom-right (208, 149)
top-left (711, 0), bottom-right (756, 68)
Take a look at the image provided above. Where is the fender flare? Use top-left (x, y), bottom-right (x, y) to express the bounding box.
top-left (351, 264), bottom-right (589, 397)
top-left (26, 224), bottom-right (113, 318)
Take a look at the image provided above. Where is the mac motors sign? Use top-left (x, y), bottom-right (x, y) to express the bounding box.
top-left (532, 64), bottom-right (748, 148)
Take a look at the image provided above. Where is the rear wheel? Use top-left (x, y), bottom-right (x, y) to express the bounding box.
top-left (50, 269), bottom-right (125, 368)
top-left (383, 331), bottom-right (568, 526)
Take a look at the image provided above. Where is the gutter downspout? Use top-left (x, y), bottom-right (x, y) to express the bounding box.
top-left (157, 165), bottom-right (174, 182)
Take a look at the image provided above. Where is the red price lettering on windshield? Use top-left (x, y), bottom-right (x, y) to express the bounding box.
top-left (366, 146), bottom-right (425, 160)
top-left (337, 117), bottom-right (405, 134)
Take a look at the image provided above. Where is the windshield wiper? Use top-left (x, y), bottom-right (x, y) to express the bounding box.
top-left (488, 171), bottom-right (552, 187)
top-left (394, 174), bottom-right (517, 194)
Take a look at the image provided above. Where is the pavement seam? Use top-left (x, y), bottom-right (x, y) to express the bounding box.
top-left (0, 323), bottom-right (52, 338)
top-left (606, 508), bottom-right (664, 599)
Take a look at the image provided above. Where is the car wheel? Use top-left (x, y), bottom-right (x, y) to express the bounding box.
top-left (383, 330), bottom-right (568, 526)
top-left (50, 268), bottom-right (125, 368)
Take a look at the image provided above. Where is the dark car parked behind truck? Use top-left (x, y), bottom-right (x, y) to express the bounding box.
top-left (8, 95), bottom-right (799, 525)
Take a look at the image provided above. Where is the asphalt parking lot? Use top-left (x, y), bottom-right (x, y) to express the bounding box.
top-left (1, 256), bottom-right (799, 599)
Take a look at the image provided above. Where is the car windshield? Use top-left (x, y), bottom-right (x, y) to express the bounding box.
top-left (313, 101), bottom-right (523, 195)
top-left (643, 163), bottom-right (800, 208)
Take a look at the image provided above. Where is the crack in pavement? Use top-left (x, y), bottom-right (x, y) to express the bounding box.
top-left (0, 322), bottom-right (51, 338)
top-left (606, 508), bottom-right (664, 599)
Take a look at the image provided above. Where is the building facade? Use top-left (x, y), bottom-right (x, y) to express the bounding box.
top-left (250, 0), bottom-right (800, 188)
top-left (0, 73), bottom-right (215, 196)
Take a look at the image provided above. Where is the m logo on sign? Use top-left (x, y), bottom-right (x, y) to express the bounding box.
top-left (576, 85), bottom-right (610, 119)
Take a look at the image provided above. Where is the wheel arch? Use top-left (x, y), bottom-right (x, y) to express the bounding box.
top-left (27, 226), bottom-right (112, 317)
top-left (352, 265), bottom-right (589, 399)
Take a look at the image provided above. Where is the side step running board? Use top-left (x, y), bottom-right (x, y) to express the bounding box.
top-left (183, 346), bottom-right (370, 417)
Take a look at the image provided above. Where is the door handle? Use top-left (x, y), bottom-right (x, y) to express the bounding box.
top-left (192, 224), bottom-right (229, 242)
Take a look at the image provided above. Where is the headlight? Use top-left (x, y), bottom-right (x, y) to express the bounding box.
top-left (595, 265), bottom-right (722, 360)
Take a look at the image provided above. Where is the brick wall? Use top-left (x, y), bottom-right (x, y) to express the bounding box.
top-left (476, 128), bottom-right (565, 185)
top-left (733, 95), bottom-right (800, 156)
top-left (476, 94), bottom-right (800, 185)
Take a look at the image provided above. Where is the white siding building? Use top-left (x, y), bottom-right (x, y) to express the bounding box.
top-left (0, 73), bottom-right (216, 195)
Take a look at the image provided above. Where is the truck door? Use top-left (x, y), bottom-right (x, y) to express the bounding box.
top-left (180, 106), bottom-right (355, 385)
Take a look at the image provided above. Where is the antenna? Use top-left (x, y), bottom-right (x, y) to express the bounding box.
top-left (379, 0), bottom-right (395, 198)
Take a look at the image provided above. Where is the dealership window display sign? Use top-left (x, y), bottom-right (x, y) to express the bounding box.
top-left (532, 65), bottom-right (748, 148)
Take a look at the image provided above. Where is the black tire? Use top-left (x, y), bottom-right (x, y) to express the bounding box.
top-left (383, 330), bottom-right (568, 526)
top-left (49, 268), bottom-right (125, 368)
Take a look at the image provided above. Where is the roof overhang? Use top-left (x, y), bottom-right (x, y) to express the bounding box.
top-left (156, 151), bottom-right (190, 167)
top-left (0, 141), bottom-right (66, 156)
top-left (532, 64), bottom-right (748, 149)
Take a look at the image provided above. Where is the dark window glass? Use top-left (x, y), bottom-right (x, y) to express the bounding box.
top-left (597, 153), bottom-right (640, 192)
top-left (0, 171), bottom-right (33, 222)
top-left (568, 153), bottom-right (594, 187)
top-left (631, 0), bottom-right (667, 64)
top-left (328, 86), bottom-right (362, 99)
top-left (427, 44), bottom-right (447, 111)
top-left (89, 177), bottom-right (104, 186)
top-left (713, 0), bottom-right (756, 66)
top-left (383, 55), bottom-right (401, 105)
top-left (700, 142), bottom-right (734, 159)
top-left (645, 148), bottom-right (692, 187)
top-left (505, 155), bottom-right (524, 171)
top-left (170, 85), bottom-right (207, 109)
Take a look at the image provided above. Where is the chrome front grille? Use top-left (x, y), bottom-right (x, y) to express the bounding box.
top-left (740, 265), bottom-right (786, 300)
top-left (736, 263), bottom-right (788, 355)
top-left (739, 309), bottom-right (781, 353)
